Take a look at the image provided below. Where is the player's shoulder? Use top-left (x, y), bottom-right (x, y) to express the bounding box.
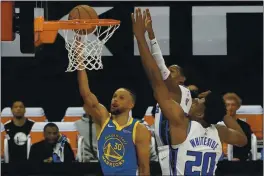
top-left (136, 122), bottom-right (149, 133)
top-left (4, 120), bottom-right (12, 126)
top-left (27, 118), bottom-right (35, 124)
top-left (4, 120), bottom-right (13, 129)
top-left (26, 119), bottom-right (35, 127)
top-left (135, 122), bottom-right (151, 143)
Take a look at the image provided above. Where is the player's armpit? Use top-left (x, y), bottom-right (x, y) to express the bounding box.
top-left (216, 125), bottom-right (247, 147)
top-left (154, 88), bottom-right (186, 126)
top-left (135, 123), bottom-right (151, 176)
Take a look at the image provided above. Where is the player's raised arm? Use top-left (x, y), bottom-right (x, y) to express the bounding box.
top-left (145, 9), bottom-right (183, 105)
top-left (132, 8), bottom-right (185, 125)
top-left (216, 115), bottom-right (247, 147)
top-left (145, 9), bottom-right (171, 81)
top-left (76, 38), bottom-right (109, 126)
top-left (77, 70), bottom-right (109, 126)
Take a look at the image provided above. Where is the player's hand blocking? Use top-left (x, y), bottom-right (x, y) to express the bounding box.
top-left (131, 8), bottom-right (146, 40)
top-left (145, 9), bottom-right (155, 40)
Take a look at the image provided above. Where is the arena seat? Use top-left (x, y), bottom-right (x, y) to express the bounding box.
top-left (62, 107), bottom-right (85, 122)
top-left (143, 106), bottom-right (154, 126)
top-left (227, 133), bottom-right (258, 161)
top-left (236, 105), bottom-right (263, 140)
top-left (28, 122), bottom-right (82, 157)
top-left (1, 107), bottom-right (47, 124)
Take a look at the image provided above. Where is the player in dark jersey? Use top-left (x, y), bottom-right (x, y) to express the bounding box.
top-left (4, 101), bottom-right (34, 163)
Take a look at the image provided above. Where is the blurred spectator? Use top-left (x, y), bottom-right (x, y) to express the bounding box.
top-left (75, 114), bottom-right (98, 162)
top-left (4, 101), bottom-right (34, 163)
top-left (29, 123), bottom-right (75, 163)
top-left (223, 93), bottom-right (252, 161)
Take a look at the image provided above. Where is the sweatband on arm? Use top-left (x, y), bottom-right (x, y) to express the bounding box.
top-left (150, 38), bottom-right (170, 80)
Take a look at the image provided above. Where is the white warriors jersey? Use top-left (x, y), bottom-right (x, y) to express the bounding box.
top-left (157, 121), bottom-right (222, 176)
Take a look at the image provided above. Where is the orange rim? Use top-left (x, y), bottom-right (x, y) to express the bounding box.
top-left (34, 16), bottom-right (120, 47)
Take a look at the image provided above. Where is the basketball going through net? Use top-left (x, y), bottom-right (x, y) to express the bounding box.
top-left (34, 5), bottom-right (120, 72)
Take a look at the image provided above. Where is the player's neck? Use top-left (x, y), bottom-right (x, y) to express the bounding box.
top-left (13, 117), bottom-right (26, 127)
top-left (166, 81), bottom-right (181, 102)
top-left (112, 112), bottom-right (130, 126)
top-left (169, 91), bottom-right (181, 103)
top-left (166, 80), bottom-right (180, 92)
top-left (196, 119), bottom-right (210, 128)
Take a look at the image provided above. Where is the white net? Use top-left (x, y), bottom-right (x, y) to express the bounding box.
top-left (62, 24), bottom-right (120, 72)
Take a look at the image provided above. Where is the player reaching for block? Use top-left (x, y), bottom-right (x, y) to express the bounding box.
top-left (144, 9), bottom-right (192, 113)
top-left (143, 8), bottom-right (192, 175)
top-left (132, 8), bottom-right (247, 175)
top-left (76, 41), bottom-right (150, 175)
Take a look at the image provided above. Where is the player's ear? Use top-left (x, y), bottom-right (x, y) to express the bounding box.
top-left (129, 102), bottom-right (135, 109)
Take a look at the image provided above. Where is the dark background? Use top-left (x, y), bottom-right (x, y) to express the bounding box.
top-left (1, 1), bottom-right (263, 121)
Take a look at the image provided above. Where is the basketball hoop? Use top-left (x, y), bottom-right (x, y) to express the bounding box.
top-left (34, 16), bottom-right (120, 71)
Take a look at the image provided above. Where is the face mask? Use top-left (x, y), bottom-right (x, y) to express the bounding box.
top-left (190, 90), bottom-right (199, 99)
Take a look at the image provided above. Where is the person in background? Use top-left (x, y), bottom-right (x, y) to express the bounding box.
top-left (223, 92), bottom-right (253, 161)
top-left (140, 119), bottom-right (158, 162)
top-left (29, 123), bottom-right (75, 163)
top-left (4, 101), bottom-right (34, 163)
top-left (75, 113), bottom-right (98, 162)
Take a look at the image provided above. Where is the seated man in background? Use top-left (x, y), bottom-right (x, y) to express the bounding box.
top-left (29, 123), bottom-right (75, 163)
top-left (223, 93), bottom-right (253, 161)
top-left (4, 101), bottom-right (34, 163)
top-left (75, 113), bottom-right (98, 162)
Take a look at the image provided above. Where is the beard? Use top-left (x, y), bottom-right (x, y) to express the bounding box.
top-left (45, 138), bottom-right (57, 146)
top-left (110, 109), bottom-right (122, 115)
top-left (15, 116), bottom-right (23, 119)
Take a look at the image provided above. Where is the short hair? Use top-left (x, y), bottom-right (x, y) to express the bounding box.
top-left (123, 88), bottom-right (137, 104)
top-left (223, 92), bottom-right (242, 107)
top-left (11, 101), bottom-right (25, 108)
top-left (44, 123), bottom-right (59, 132)
top-left (169, 65), bottom-right (185, 77)
top-left (203, 92), bottom-right (226, 125)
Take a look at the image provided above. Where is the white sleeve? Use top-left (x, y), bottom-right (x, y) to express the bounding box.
top-left (150, 38), bottom-right (170, 80)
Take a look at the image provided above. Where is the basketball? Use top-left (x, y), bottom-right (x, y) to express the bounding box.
top-left (68, 5), bottom-right (98, 35)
